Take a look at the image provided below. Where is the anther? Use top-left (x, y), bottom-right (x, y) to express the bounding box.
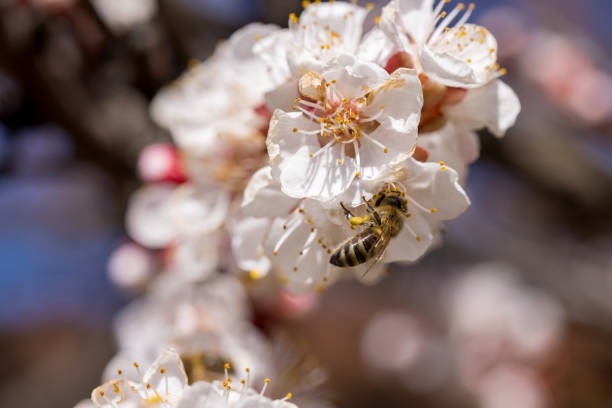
top-left (430, 208), bottom-right (437, 214)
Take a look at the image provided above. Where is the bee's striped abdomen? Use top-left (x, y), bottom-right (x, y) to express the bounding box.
top-left (330, 230), bottom-right (379, 267)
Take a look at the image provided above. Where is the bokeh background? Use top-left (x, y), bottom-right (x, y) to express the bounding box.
top-left (1, 0), bottom-right (611, 407)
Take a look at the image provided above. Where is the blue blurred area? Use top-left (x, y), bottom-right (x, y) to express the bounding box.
top-left (0, 125), bottom-right (126, 329)
top-left (179, 0), bottom-right (263, 24)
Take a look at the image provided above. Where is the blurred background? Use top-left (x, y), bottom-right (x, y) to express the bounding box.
top-left (0, 0), bottom-right (611, 407)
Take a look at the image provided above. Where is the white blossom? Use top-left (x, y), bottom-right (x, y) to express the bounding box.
top-left (92, 349), bottom-right (188, 408)
top-left (266, 54), bottom-right (423, 202)
top-left (380, 0), bottom-right (520, 175)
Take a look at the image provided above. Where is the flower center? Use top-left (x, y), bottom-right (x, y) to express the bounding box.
top-left (294, 71), bottom-right (384, 148)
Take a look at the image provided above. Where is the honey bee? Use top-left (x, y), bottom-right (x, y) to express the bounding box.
top-left (329, 190), bottom-right (408, 271)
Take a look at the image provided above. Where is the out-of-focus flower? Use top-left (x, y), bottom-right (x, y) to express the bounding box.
top-left (92, 349), bottom-right (188, 408)
top-left (138, 143), bottom-right (187, 184)
top-left (520, 30), bottom-right (612, 125)
top-left (91, 0), bottom-right (157, 34)
top-left (448, 263), bottom-right (565, 391)
top-left (474, 364), bottom-right (547, 408)
top-left (104, 275), bottom-right (272, 383)
top-left (107, 242), bottom-right (156, 291)
top-left (151, 23), bottom-right (277, 193)
top-left (125, 182), bottom-right (228, 280)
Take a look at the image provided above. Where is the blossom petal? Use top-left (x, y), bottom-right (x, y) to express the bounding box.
top-left (172, 233), bottom-right (219, 281)
top-left (444, 79), bottom-right (521, 137)
top-left (242, 166), bottom-right (299, 217)
top-left (264, 78), bottom-right (299, 114)
top-left (358, 122), bottom-right (417, 181)
top-left (364, 67), bottom-right (423, 134)
top-left (169, 183), bottom-right (230, 236)
top-left (418, 122), bottom-right (478, 182)
top-left (231, 217), bottom-right (273, 278)
top-left (322, 54), bottom-right (388, 100)
top-left (401, 158), bottom-right (470, 221)
top-left (280, 142), bottom-right (357, 201)
top-left (176, 382), bottom-right (225, 408)
top-left (264, 210), bottom-right (341, 293)
top-left (357, 27), bottom-right (397, 66)
top-left (91, 378), bottom-right (141, 408)
top-left (266, 110), bottom-right (320, 162)
top-left (142, 348), bottom-right (188, 404)
top-left (384, 209), bottom-right (434, 262)
top-left (126, 184), bottom-right (177, 248)
top-left (395, 0), bottom-right (436, 47)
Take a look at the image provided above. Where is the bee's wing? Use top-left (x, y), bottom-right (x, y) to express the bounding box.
top-left (361, 216), bottom-right (393, 277)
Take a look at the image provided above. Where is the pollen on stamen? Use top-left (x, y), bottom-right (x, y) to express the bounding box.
top-left (160, 368), bottom-right (166, 374)
top-left (416, 236), bottom-right (422, 242)
top-left (274, 250), bottom-right (278, 255)
top-left (289, 13), bottom-right (299, 23)
top-left (441, 166), bottom-right (448, 171)
top-left (383, 148), bottom-right (388, 153)
top-left (309, 153), bottom-right (313, 158)
top-left (283, 225), bottom-right (287, 230)
top-left (292, 128), bottom-right (298, 133)
top-left (293, 266), bottom-right (298, 272)
top-left (366, 2), bottom-right (373, 9)
top-left (499, 68), bottom-right (508, 76)
top-left (467, 58), bottom-right (472, 63)
top-left (117, 369), bottom-right (123, 375)
top-left (430, 208), bottom-right (437, 214)
top-left (302, 0), bottom-right (310, 7)
top-left (355, 172), bottom-right (361, 177)
top-left (374, 16), bottom-right (381, 24)
top-left (440, 11), bottom-right (447, 17)
top-left (337, 159), bottom-right (343, 164)
top-left (406, 213), bottom-right (412, 218)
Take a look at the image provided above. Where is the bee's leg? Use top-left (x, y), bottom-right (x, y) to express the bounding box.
top-left (362, 196), bottom-right (382, 225)
top-left (340, 202), bottom-right (355, 220)
top-left (341, 202), bottom-right (370, 228)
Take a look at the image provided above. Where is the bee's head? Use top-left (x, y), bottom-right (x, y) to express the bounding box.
top-left (375, 191), bottom-right (408, 212)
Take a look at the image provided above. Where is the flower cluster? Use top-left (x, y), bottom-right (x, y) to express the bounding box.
top-left (79, 1), bottom-right (519, 406)
top-left (114, 0), bottom-right (519, 293)
top-left (77, 349), bottom-right (296, 408)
